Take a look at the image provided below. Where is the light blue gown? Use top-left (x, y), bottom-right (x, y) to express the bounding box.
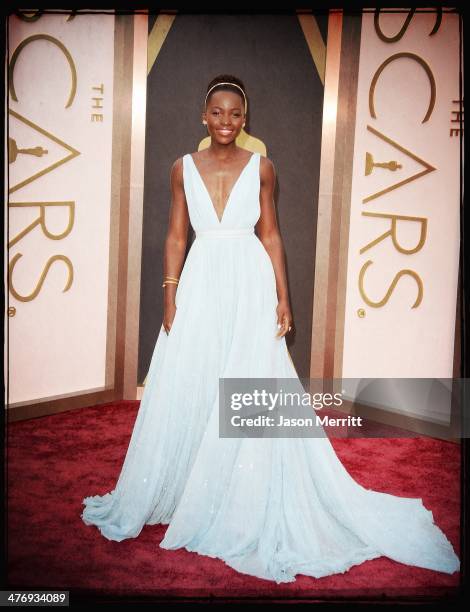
top-left (81, 151), bottom-right (460, 583)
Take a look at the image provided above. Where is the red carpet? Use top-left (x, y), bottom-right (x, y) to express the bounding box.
top-left (6, 400), bottom-right (461, 603)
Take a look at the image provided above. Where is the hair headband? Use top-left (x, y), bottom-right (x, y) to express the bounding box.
top-left (204, 82), bottom-right (247, 114)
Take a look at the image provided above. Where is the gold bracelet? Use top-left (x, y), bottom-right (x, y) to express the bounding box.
top-left (162, 273), bottom-right (180, 288)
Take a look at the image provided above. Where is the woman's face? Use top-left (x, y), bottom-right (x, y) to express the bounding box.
top-left (203, 90), bottom-right (245, 143)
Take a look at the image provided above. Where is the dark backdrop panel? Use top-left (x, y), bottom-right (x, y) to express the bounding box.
top-left (139, 12), bottom-right (327, 383)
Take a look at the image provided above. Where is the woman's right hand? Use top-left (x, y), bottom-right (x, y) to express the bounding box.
top-left (163, 300), bottom-right (177, 335)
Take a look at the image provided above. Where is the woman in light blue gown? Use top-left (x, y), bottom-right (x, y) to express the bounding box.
top-left (81, 74), bottom-right (460, 583)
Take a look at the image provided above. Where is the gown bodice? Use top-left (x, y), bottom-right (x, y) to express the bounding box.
top-left (183, 152), bottom-right (261, 234)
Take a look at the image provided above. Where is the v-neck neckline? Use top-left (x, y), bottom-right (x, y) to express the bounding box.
top-left (188, 152), bottom-right (256, 224)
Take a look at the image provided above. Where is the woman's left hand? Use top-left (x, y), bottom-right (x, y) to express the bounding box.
top-left (276, 299), bottom-right (293, 337)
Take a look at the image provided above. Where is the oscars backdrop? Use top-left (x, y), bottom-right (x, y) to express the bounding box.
top-left (7, 13), bottom-right (116, 403)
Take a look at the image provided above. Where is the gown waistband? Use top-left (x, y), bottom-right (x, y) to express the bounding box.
top-left (195, 227), bottom-right (255, 238)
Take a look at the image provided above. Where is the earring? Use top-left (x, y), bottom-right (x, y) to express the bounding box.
top-left (202, 121), bottom-right (207, 125)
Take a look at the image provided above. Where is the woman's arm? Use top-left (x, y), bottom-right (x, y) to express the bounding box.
top-left (162, 157), bottom-right (189, 334)
top-left (256, 156), bottom-right (293, 338)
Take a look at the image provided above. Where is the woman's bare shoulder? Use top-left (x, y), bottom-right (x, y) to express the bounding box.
top-left (259, 154), bottom-right (276, 181)
top-left (259, 153), bottom-right (275, 167)
top-left (172, 154), bottom-right (193, 171)
top-left (169, 156), bottom-right (185, 186)
top-left (171, 155), bottom-right (186, 167)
